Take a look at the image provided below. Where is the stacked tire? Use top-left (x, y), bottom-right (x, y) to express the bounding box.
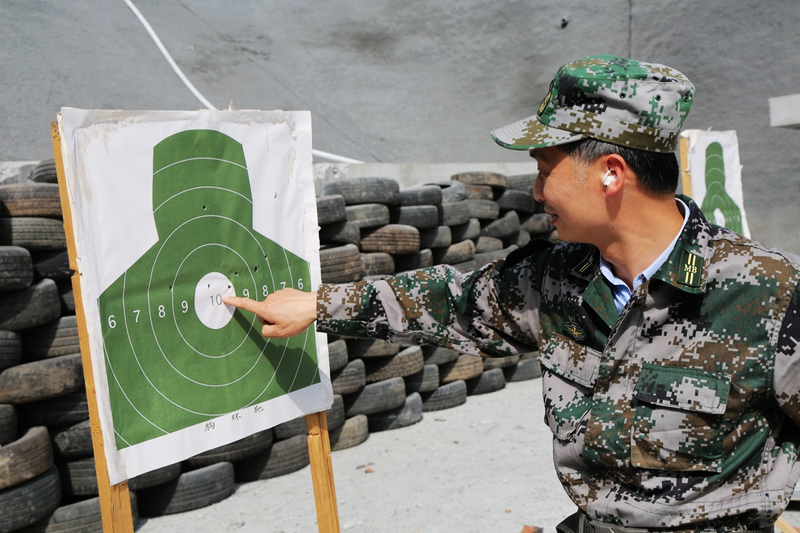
top-left (318, 172), bottom-right (548, 445)
top-left (0, 163), bottom-right (548, 530)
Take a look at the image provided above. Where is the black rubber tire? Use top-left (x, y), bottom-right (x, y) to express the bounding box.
top-left (504, 357), bottom-right (542, 382)
top-left (30, 160), bottom-right (58, 184)
top-left (497, 189), bottom-right (535, 214)
top-left (0, 278), bottom-right (63, 332)
top-left (421, 380), bottom-right (468, 412)
top-left (432, 239), bottom-right (475, 266)
top-left (274, 416), bottom-right (308, 441)
top-left (360, 252), bottom-right (395, 277)
top-left (474, 246), bottom-right (517, 269)
top-left (360, 224), bottom-right (420, 254)
top-left (506, 173), bottom-right (535, 192)
top-left (233, 434), bottom-right (308, 482)
top-left (328, 339), bottom-right (349, 372)
top-left (57, 456), bottom-right (98, 498)
top-left (31, 251), bottom-right (72, 281)
top-left (466, 367), bottom-right (506, 395)
top-left (21, 316), bottom-right (80, 362)
top-left (331, 358), bottom-right (366, 395)
top-left (55, 280), bottom-right (75, 316)
top-left (399, 185), bottom-right (442, 206)
top-left (437, 202), bottom-right (470, 227)
top-left (0, 246), bottom-right (34, 292)
top-left (419, 226), bottom-right (451, 249)
top-left (0, 426), bottom-right (53, 491)
top-left (475, 236), bottom-right (503, 253)
top-left (0, 183), bottom-right (62, 218)
top-left (520, 213), bottom-right (554, 236)
top-left (0, 404), bottom-right (16, 445)
top-left (51, 419), bottom-right (92, 459)
top-left (451, 171), bottom-right (507, 190)
top-left (18, 390), bottom-right (88, 428)
top-left (450, 218), bottom-right (481, 243)
top-left (321, 177), bottom-right (401, 206)
top-left (483, 354), bottom-right (520, 370)
top-left (363, 346), bottom-right (424, 383)
top-left (451, 259), bottom-right (476, 274)
top-left (344, 376), bottom-right (406, 417)
top-left (327, 395), bottom-right (346, 431)
top-left (433, 181), bottom-right (466, 204)
top-left (462, 184), bottom-right (495, 201)
top-left (0, 218), bottom-right (66, 251)
top-left (128, 462), bottom-right (182, 491)
top-left (464, 199), bottom-right (499, 221)
top-left (319, 221), bottom-right (361, 247)
top-left (184, 429), bottom-right (274, 469)
top-left (439, 354), bottom-right (484, 384)
top-left (389, 205), bottom-right (439, 229)
top-left (0, 465), bottom-right (61, 533)
top-left (481, 210), bottom-right (520, 240)
top-left (319, 244), bottom-right (362, 283)
top-left (0, 330), bottom-right (22, 372)
top-left (345, 203), bottom-right (390, 229)
top-left (329, 414), bottom-right (369, 451)
top-left (393, 249), bottom-right (432, 273)
top-left (137, 461), bottom-right (235, 517)
top-left (516, 230), bottom-right (531, 247)
top-left (19, 492), bottom-right (140, 533)
top-left (368, 392), bottom-right (423, 432)
top-left (0, 353), bottom-right (83, 404)
top-left (346, 338), bottom-right (399, 359)
top-left (316, 194), bottom-right (347, 225)
top-left (319, 243), bottom-right (360, 269)
top-left (421, 345), bottom-right (460, 365)
top-left (404, 364), bottom-right (440, 394)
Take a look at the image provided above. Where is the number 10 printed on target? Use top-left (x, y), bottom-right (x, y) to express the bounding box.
top-left (57, 109), bottom-right (332, 485)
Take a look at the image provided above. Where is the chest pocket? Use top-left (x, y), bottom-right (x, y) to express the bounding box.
top-left (631, 363), bottom-right (730, 473)
top-left (538, 335), bottom-right (601, 441)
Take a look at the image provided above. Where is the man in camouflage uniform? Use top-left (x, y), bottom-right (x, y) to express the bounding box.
top-left (226, 55), bottom-right (800, 532)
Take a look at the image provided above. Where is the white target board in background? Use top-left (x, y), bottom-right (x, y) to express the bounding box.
top-left (58, 108), bottom-right (331, 485)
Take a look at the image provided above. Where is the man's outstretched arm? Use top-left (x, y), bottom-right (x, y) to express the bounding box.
top-left (224, 288), bottom-right (317, 339)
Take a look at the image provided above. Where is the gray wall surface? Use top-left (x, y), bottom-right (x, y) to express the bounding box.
top-left (2, 1), bottom-right (799, 251)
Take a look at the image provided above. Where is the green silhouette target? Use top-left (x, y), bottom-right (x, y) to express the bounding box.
top-left (97, 129), bottom-right (319, 449)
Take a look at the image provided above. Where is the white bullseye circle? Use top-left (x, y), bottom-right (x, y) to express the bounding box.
top-left (194, 272), bottom-right (236, 329)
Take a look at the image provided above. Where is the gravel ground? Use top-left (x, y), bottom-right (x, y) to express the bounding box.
top-left (135, 377), bottom-right (575, 533)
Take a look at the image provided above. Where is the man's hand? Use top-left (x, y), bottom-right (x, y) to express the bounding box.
top-left (224, 288), bottom-right (318, 339)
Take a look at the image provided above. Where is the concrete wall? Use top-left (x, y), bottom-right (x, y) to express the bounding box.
top-left (2, 0), bottom-right (799, 250)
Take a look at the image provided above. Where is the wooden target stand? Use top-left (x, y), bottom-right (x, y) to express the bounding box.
top-left (50, 121), bottom-right (340, 533)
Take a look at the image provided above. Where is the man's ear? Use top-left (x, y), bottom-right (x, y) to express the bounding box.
top-left (602, 154), bottom-right (627, 194)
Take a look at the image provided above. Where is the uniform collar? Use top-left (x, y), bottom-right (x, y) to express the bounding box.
top-left (649, 195), bottom-right (710, 295)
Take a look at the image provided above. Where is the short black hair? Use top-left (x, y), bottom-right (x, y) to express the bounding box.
top-left (557, 138), bottom-right (680, 196)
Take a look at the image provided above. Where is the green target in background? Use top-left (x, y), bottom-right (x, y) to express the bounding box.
top-left (98, 129), bottom-right (319, 450)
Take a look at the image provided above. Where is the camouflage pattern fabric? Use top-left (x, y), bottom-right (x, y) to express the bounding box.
top-left (490, 55), bottom-right (695, 153)
top-left (316, 196), bottom-right (800, 532)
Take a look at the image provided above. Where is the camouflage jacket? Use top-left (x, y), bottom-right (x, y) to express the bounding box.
top-left (316, 196), bottom-right (800, 531)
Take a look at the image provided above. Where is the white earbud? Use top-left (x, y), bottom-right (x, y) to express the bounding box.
top-left (602, 170), bottom-right (616, 187)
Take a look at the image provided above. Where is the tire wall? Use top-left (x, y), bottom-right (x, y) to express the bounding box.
top-left (0, 163), bottom-right (546, 530)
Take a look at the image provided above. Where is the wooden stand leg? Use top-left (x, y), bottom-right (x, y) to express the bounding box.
top-left (305, 411), bottom-right (341, 533)
top-left (51, 121), bottom-right (134, 532)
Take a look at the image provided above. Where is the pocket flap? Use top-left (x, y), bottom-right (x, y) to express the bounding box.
top-left (634, 363), bottom-right (730, 415)
top-left (538, 334), bottom-right (601, 388)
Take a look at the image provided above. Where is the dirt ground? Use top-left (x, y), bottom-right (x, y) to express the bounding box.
top-left (135, 377), bottom-right (575, 533)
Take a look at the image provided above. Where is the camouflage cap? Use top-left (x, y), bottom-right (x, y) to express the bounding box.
top-left (491, 55), bottom-right (695, 153)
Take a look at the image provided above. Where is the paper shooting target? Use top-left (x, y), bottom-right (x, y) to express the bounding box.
top-left (97, 129), bottom-right (319, 450)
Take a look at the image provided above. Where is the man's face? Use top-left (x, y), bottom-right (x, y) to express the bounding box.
top-left (530, 146), bottom-right (604, 244)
